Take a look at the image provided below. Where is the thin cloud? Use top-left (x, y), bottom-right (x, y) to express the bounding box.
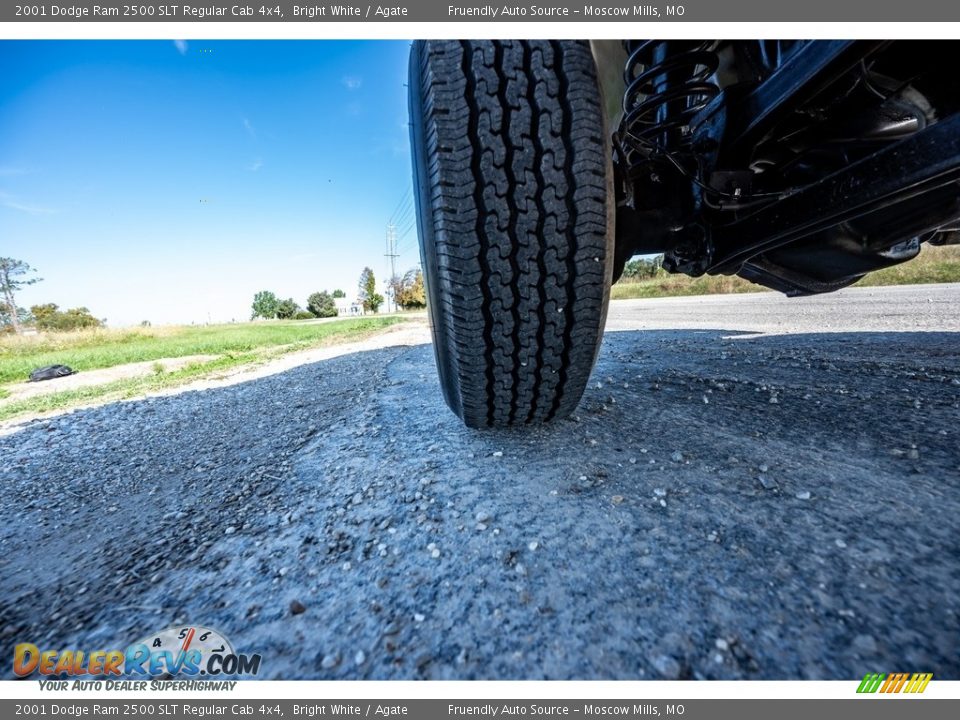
top-left (0, 191), bottom-right (57, 215)
top-left (248, 158), bottom-right (263, 172)
top-left (242, 117), bottom-right (256, 138)
top-left (341, 75), bottom-right (362, 90)
top-left (173, 40), bottom-right (188, 55)
top-left (0, 166), bottom-right (28, 177)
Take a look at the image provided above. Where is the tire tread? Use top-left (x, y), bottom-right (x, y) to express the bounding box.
top-left (412, 40), bottom-right (609, 427)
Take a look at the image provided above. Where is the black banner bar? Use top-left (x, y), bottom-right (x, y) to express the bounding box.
top-left (4, 1), bottom-right (960, 22)
top-left (2, 699), bottom-right (959, 720)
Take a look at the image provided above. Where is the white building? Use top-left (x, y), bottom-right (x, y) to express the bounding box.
top-left (335, 297), bottom-right (364, 316)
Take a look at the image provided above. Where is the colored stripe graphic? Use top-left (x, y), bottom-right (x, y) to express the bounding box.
top-left (857, 672), bottom-right (932, 693)
top-left (857, 673), bottom-right (885, 693)
top-left (907, 673), bottom-right (933, 693)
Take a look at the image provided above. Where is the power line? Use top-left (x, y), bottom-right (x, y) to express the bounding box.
top-left (393, 200), bottom-right (415, 228)
top-left (385, 185), bottom-right (419, 311)
top-left (388, 186), bottom-right (410, 222)
top-left (388, 186), bottom-right (412, 225)
top-left (396, 219), bottom-right (416, 239)
top-left (385, 222), bottom-right (399, 313)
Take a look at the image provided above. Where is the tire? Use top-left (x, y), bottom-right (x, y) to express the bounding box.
top-left (409, 40), bottom-right (613, 428)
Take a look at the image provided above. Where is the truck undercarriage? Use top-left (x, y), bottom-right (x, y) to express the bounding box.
top-left (601, 40), bottom-right (960, 295)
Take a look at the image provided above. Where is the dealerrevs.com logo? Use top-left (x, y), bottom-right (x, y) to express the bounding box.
top-left (856, 673), bottom-right (933, 694)
top-left (14, 626), bottom-right (261, 678)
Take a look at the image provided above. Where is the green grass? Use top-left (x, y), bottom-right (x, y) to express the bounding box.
top-left (0, 316), bottom-right (403, 385)
top-left (612, 244), bottom-right (960, 300)
top-left (0, 316), bottom-right (406, 422)
top-left (611, 272), bottom-right (767, 300)
top-left (853, 244), bottom-right (960, 287)
top-left (0, 353), bottom-right (260, 422)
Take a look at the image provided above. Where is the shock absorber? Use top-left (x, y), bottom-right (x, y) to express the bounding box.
top-left (619, 40), bottom-right (720, 163)
top-left (616, 41), bottom-right (721, 276)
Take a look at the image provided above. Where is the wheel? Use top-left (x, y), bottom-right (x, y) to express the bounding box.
top-left (409, 40), bottom-right (613, 428)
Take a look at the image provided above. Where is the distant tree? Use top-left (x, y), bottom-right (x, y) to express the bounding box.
top-left (62, 306), bottom-right (102, 330)
top-left (621, 255), bottom-right (664, 281)
top-left (251, 290), bottom-right (280, 319)
top-left (307, 291), bottom-right (337, 318)
top-left (396, 268), bottom-right (427, 310)
top-left (358, 267), bottom-right (383, 313)
top-left (30, 303), bottom-right (58, 329)
top-left (0, 304), bottom-right (32, 334)
top-left (0, 257), bottom-right (42, 335)
top-left (387, 274), bottom-right (403, 310)
top-left (358, 267), bottom-right (374, 306)
top-left (275, 297), bottom-right (301, 319)
top-left (30, 303), bottom-right (102, 331)
top-left (293, 310), bottom-right (314, 320)
top-left (332, 289), bottom-right (346, 299)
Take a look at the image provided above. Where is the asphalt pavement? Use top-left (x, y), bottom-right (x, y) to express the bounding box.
top-left (2, 284), bottom-right (958, 680)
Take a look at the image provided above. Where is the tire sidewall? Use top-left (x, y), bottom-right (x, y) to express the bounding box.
top-left (408, 41), bottom-right (463, 418)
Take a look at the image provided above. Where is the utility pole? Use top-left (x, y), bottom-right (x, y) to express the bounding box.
top-left (385, 222), bottom-right (398, 313)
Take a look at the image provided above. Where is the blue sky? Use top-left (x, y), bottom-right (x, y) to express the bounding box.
top-left (1, 40), bottom-right (420, 326)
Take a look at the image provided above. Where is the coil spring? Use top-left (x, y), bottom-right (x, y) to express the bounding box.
top-left (620, 40), bottom-right (720, 164)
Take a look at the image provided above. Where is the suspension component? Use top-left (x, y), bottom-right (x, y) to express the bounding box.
top-left (619, 40), bottom-right (720, 161)
top-left (615, 41), bottom-right (721, 276)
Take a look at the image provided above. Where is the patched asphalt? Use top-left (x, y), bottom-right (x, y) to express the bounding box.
top-left (2, 284), bottom-right (958, 680)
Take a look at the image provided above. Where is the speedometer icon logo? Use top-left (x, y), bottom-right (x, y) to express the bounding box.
top-left (125, 625), bottom-right (260, 676)
top-left (136, 626), bottom-right (235, 660)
